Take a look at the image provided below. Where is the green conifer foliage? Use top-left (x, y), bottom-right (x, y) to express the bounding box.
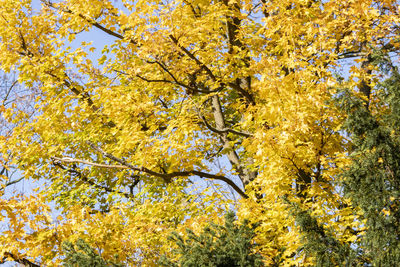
top-left (159, 211), bottom-right (263, 267)
top-left (287, 201), bottom-right (359, 267)
top-left (289, 52), bottom-right (400, 266)
top-left (337, 53), bottom-right (400, 266)
top-left (62, 239), bottom-right (123, 267)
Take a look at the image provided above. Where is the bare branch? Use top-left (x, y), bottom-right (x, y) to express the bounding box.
top-left (4, 177), bottom-right (24, 187)
top-left (1, 80), bottom-right (18, 105)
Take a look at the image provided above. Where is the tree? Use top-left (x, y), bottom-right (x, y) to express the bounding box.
top-left (285, 50), bottom-right (400, 267)
top-left (62, 238), bottom-right (123, 267)
top-left (0, 0), bottom-right (399, 265)
top-left (159, 211), bottom-right (263, 267)
top-left (335, 51), bottom-right (400, 266)
top-left (287, 200), bottom-right (359, 267)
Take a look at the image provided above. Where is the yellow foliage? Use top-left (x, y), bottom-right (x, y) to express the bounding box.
top-left (0, 0), bottom-right (398, 265)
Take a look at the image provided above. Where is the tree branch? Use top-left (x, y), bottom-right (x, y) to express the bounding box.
top-left (227, 81), bottom-right (256, 106)
top-left (61, 78), bottom-right (98, 111)
top-left (44, 71), bottom-right (99, 111)
top-left (87, 141), bottom-right (248, 198)
top-left (135, 75), bottom-right (175, 84)
top-left (4, 177), bottom-right (24, 187)
top-left (51, 156), bottom-right (128, 169)
top-left (169, 35), bottom-right (217, 82)
top-left (42, 0), bottom-right (128, 42)
top-left (0, 167), bottom-right (24, 190)
top-left (52, 161), bottom-right (133, 199)
top-left (145, 60), bottom-right (215, 94)
top-left (338, 51), bottom-right (365, 59)
top-left (197, 109), bottom-right (252, 137)
top-left (146, 60), bottom-right (187, 85)
top-left (1, 80), bottom-right (18, 105)
top-left (1, 252), bottom-right (40, 267)
top-left (115, 66), bottom-right (222, 96)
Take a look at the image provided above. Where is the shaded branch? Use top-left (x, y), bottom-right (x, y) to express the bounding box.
top-left (45, 72), bottom-right (118, 128)
top-left (359, 55), bottom-right (373, 108)
top-left (62, 78), bottom-right (98, 111)
top-left (113, 66), bottom-right (221, 94)
top-left (227, 82), bottom-right (256, 106)
top-left (15, 30), bottom-right (101, 116)
top-left (259, 0), bottom-right (270, 18)
top-left (44, 71), bottom-right (99, 112)
top-left (136, 72), bottom-right (219, 94)
top-left (146, 60), bottom-right (188, 85)
top-left (222, 1), bottom-right (255, 106)
top-left (135, 75), bottom-right (175, 84)
top-left (169, 35), bottom-right (255, 105)
top-left (17, 33), bottom-right (34, 57)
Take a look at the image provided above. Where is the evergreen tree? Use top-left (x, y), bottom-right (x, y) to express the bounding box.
top-left (159, 211), bottom-right (263, 267)
top-left (62, 239), bottom-right (123, 267)
top-left (287, 200), bottom-right (361, 267)
top-left (337, 52), bottom-right (400, 266)
top-left (291, 51), bottom-right (400, 266)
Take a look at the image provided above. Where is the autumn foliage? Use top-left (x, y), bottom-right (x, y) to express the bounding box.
top-left (0, 0), bottom-right (399, 266)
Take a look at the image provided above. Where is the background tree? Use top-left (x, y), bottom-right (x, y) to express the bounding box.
top-left (62, 239), bottom-right (123, 267)
top-left (159, 211), bottom-right (264, 267)
top-left (336, 51), bottom-right (400, 266)
top-left (287, 50), bottom-right (400, 266)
